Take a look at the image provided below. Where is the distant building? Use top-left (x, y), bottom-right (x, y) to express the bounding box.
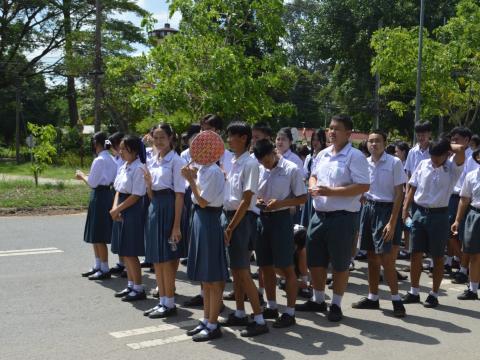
top-left (148, 23), bottom-right (178, 44)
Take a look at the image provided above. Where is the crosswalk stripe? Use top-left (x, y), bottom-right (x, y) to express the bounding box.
top-left (0, 247), bottom-right (58, 254)
top-left (0, 249), bottom-right (63, 257)
top-left (127, 334), bottom-right (191, 350)
top-left (110, 320), bottom-right (198, 338)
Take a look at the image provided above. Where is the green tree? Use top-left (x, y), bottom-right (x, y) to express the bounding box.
top-left (27, 123), bottom-right (57, 186)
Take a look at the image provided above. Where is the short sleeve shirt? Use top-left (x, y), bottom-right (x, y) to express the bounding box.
top-left (453, 147), bottom-right (473, 194)
top-left (460, 168), bottom-right (480, 208)
top-left (365, 152), bottom-right (407, 202)
top-left (147, 150), bottom-right (186, 193)
top-left (87, 150), bottom-right (117, 188)
top-left (193, 164), bottom-right (225, 207)
top-left (282, 149), bottom-right (306, 178)
top-left (311, 143), bottom-right (370, 212)
top-left (404, 144), bottom-right (430, 176)
top-left (114, 158), bottom-right (147, 196)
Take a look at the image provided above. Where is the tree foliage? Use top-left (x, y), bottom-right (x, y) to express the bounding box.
top-left (27, 123), bottom-right (57, 186)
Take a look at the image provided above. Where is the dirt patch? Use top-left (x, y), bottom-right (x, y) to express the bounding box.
top-left (0, 206), bottom-right (87, 217)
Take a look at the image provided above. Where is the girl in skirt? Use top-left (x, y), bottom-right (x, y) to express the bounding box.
top-left (143, 124), bottom-right (186, 318)
top-left (110, 135), bottom-right (148, 302)
top-left (182, 160), bottom-right (228, 341)
top-left (77, 132), bottom-right (117, 280)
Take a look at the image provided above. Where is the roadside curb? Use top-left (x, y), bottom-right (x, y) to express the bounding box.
top-left (0, 206), bottom-right (87, 217)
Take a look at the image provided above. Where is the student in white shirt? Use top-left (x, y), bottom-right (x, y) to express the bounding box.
top-left (452, 149), bottom-right (480, 300)
top-left (296, 114), bottom-right (370, 322)
top-left (402, 138), bottom-right (465, 308)
top-left (351, 130), bottom-right (407, 317)
top-left (275, 127), bottom-right (304, 175)
top-left (143, 124), bottom-right (186, 319)
top-left (200, 114), bottom-right (233, 174)
top-left (219, 122), bottom-right (268, 337)
top-left (77, 132), bottom-right (117, 280)
top-left (110, 135), bottom-right (148, 302)
top-left (404, 121), bottom-right (432, 177)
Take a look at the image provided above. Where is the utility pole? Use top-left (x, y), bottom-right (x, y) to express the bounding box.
top-left (15, 76), bottom-right (21, 164)
top-left (94, 0), bottom-right (103, 132)
top-left (414, 0), bottom-right (425, 131)
top-left (375, 18), bottom-right (383, 129)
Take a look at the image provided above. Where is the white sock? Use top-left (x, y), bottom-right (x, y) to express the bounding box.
top-left (429, 291), bottom-right (439, 298)
top-left (258, 287), bottom-right (265, 295)
top-left (332, 293), bottom-right (342, 307)
top-left (133, 284), bottom-right (144, 292)
top-left (460, 266), bottom-right (468, 275)
top-left (253, 314), bottom-right (265, 325)
top-left (94, 257), bottom-right (101, 269)
top-left (200, 289), bottom-right (204, 298)
top-left (165, 297), bottom-right (175, 308)
top-left (367, 293), bottom-right (379, 301)
top-left (410, 287), bottom-right (419, 296)
top-left (312, 289), bottom-right (325, 303)
top-left (444, 256), bottom-right (453, 266)
top-left (206, 322), bottom-right (217, 331)
top-left (127, 281), bottom-right (134, 289)
top-left (301, 275), bottom-right (309, 284)
top-left (391, 294), bottom-right (401, 301)
top-left (267, 300), bottom-right (277, 309)
top-left (470, 282), bottom-right (479, 293)
top-left (100, 262), bottom-right (109, 273)
top-left (284, 307), bottom-right (295, 316)
top-left (234, 309), bottom-right (246, 318)
top-left (160, 296), bottom-right (166, 306)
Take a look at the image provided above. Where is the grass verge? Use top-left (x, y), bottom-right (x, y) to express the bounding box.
top-left (0, 180), bottom-right (90, 209)
top-left (0, 162), bottom-right (89, 181)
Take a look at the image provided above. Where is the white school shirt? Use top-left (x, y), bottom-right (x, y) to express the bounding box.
top-left (404, 144), bottom-right (430, 176)
top-left (365, 152), bottom-right (407, 202)
top-left (147, 150), bottom-right (186, 193)
top-left (223, 151), bottom-right (259, 212)
top-left (145, 147), bottom-right (154, 162)
top-left (114, 158), bottom-right (147, 196)
top-left (453, 147), bottom-right (473, 194)
top-left (87, 150), bottom-right (117, 188)
top-left (258, 157), bottom-right (306, 211)
top-left (113, 155), bottom-right (125, 173)
top-left (282, 149), bottom-right (305, 177)
top-left (311, 143), bottom-right (370, 212)
top-left (220, 149), bottom-right (234, 175)
top-left (461, 168), bottom-right (480, 208)
top-left (192, 164), bottom-right (225, 207)
top-left (409, 158), bottom-right (464, 208)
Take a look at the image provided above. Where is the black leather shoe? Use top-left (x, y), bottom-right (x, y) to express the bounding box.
top-left (295, 300), bottom-right (327, 312)
top-left (140, 260), bottom-right (152, 268)
top-left (151, 288), bottom-right (159, 298)
top-left (143, 305), bottom-right (162, 316)
top-left (120, 270), bottom-right (128, 278)
top-left (278, 279), bottom-right (286, 291)
top-left (192, 327), bottom-right (222, 342)
top-left (258, 293), bottom-right (266, 306)
top-left (187, 322), bottom-right (206, 336)
top-left (423, 294), bottom-right (439, 308)
top-left (81, 268), bottom-right (98, 277)
top-left (351, 297), bottom-right (380, 309)
top-left (397, 271), bottom-right (408, 281)
top-left (183, 294), bottom-right (204, 307)
top-left (251, 271), bottom-right (259, 280)
top-left (149, 306), bottom-right (177, 318)
top-left (402, 292), bottom-right (420, 304)
top-left (457, 289), bottom-right (478, 300)
top-left (262, 307), bottom-right (279, 319)
top-left (219, 312), bottom-right (249, 326)
top-left (88, 270), bottom-right (111, 280)
top-left (109, 264), bottom-right (125, 275)
top-left (452, 272), bottom-right (469, 284)
top-left (121, 289), bottom-right (146, 302)
top-left (298, 287), bottom-right (312, 299)
top-left (240, 322), bottom-right (269, 337)
top-left (392, 300), bottom-right (406, 317)
top-left (272, 313), bottom-right (296, 328)
top-left (223, 291), bottom-right (236, 301)
top-left (327, 304), bottom-right (343, 322)
top-left (180, 258), bottom-right (188, 266)
top-left (114, 287), bottom-right (132, 298)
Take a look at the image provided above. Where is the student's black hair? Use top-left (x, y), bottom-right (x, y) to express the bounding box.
top-left (252, 122), bottom-right (273, 138)
top-left (369, 128), bottom-right (388, 143)
top-left (122, 135), bottom-right (146, 164)
top-left (253, 139), bottom-right (275, 160)
top-left (310, 128), bottom-right (327, 155)
top-left (385, 144), bottom-right (396, 155)
top-left (226, 121), bottom-right (252, 149)
top-left (107, 132), bottom-right (124, 151)
top-left (357, 140), bottom-right (370, 157)
top-left (429, 137), bottom-right (451, 157)
top-left (395, 141), bottom-right (410, 157)
top-left (92, 131), bottom-right (108, 151)
top-left (200, 114), bottom-right (223, 131)
top-left (414, 121), bottom-right (432, 133)
top-left (186, 123), bottom-right (201, 142)
top-left (297, 144), bottom-right (310, 158)
top-left (277, 127), bottom-right (293, 142)
top-left (331, 114), bottom-right (353, 131)
top-left (449, 126), bottom-right (473, 141)
top-left (473, 148), bottom-right (480, 165)
top-left (471, 134), bottom-right (480, 147)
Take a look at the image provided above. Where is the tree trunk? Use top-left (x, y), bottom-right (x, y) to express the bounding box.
top-left (63, 0), bottom-right (79, 127)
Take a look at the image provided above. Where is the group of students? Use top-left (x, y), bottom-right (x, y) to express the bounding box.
top-left (77, 113), bottom-right (480, 342)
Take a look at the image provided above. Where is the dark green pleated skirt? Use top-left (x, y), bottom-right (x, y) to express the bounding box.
top-left (83, 186), bottom-right (113, 244)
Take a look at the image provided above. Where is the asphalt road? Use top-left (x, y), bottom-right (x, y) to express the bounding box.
top-left (1, 214), bottom-right (479, 360)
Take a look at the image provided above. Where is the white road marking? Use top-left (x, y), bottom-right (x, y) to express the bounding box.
top-left (110, 320), bottom-right (198, 338)
top-left (127, 334), bottom-right (191, 350)
top-left (0, 248), bottom-right (63, 257)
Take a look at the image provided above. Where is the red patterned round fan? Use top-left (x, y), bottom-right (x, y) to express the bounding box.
top-left (189, 130), bottom-right (225, 165)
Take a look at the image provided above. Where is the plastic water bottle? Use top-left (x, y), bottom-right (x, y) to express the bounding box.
top-left (168, 238), bottom-right (177, 252)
